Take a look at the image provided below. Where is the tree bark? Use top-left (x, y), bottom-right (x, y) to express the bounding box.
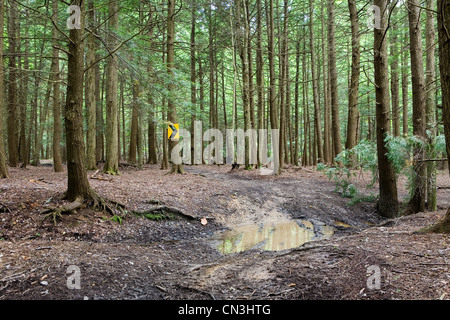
top-left (0, 0), bottom-right (7, 178)
top-left (129, 79), bottom-right (139, 164)
top-left (104, 0), bottom-right (120, 175)
top-left (18, 27), bottom-right (29, 167)
top-left (390, 6), bottom-right (400, 137)
top-left (322, 0), bottom-right (332, 164)
top-left (401, 17), bottom-right (409, 136)
top-left (190, 0), bottom-right (197, 163)
top-left (328, 0), bottom-right (342, 160)
top-left (309, 0), bottom-right (323, 164)
top-left (407, 0), bottom-right (427, 214)
top-left (167, 0), bottom-right (183, 174)
top-left (425, 0), bottom-right (437, 211)
top-left (374, 0), bottom-right (399, 218)
top-left (256, 0), bottom-right (265, 166)
top-left (85, 0), bottom-right (97, 170)
top-left (64, 0), bottom-right (92, 201)
top-left (425, 0), bottom-right (450, 233)
top-left (7, 0), bottom-right (18, 167)
top-left (346, 0), bottom-right (360, 154)
top-left (437, 0), bottom-right (450, 173)
top-left (52, 0), bottom-right (63, 172)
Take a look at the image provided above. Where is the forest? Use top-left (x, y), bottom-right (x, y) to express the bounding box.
top-left (0, 0), bottom-right (449, 302)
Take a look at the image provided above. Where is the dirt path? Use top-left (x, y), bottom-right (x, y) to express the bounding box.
top-left (0, 165), bottom-right (449, 300)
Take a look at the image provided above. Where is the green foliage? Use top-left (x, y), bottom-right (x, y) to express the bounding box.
top-left (103, 215), bottom-right (124, 224)
top-left (319, 134), bottom-right (447, 205)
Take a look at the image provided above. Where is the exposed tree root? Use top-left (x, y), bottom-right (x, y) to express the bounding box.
top-left (166, 164), bottom-right (185, 175)
top-left (418, 208), bottom-right (450, 234)
top-left (41, 190), bottom-right (126, 225)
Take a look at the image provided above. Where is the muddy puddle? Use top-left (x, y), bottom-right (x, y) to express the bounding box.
top-left (210, 220), bottom-right (335, 254)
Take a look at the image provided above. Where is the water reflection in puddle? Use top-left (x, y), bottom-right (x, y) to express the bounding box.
top-left (213, 220), bottom-right (334, 254)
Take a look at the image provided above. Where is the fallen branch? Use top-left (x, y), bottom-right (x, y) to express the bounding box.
top-left (0, 201), bottom-right (12, 213)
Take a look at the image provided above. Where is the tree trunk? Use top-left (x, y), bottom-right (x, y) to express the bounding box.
top-left (167, 0), bottom-right (183, 174)
top-left (402, 15), bottom-right (409, 136)
top-left (424, 0), bottom-right (450, 234)
top-left (374, 0), bottom-right (399, 218)
top-left (129, 80), bottom-right (139, 164)
top-left (95, 50), bottom-right (103, 163)
top-left (322, 0), bottom-right (332, 164)
top-left (104, 0), bottom-right (120, 175)
top-left (346, 0), bottom-right (360, 153)
top-left (32, 72), bottom-right (52, 167)
top-left (438, 0), bottom-right (450, 173)
top-left (190, 0), bottom-right (197, 163)
top-left (328, 0), bottom-right (342, 160)
top-left (390, 6), bottom-right (400, 137)
top-left (256, 0), bottom-right (265, 166)
top-left (407, 0), bottom-right (427, 214)
top-left (294, 39), bottom-right (300, 166)
top-left (85, 0), bottom-right (97, 170)
top-left (18, 28), bottom-right (29, 167)
top-left (266, 0), bottom-right (278, 135)
top-left (64, 0), bottom-right (92, 202)
top-left (208, 2), bottom-right (217, 130)
top-left (52, 0), bottom-right (63, 172)
top-left (0, 0), bottom-right (7, 178)
top-left (425, 0), bottom-right (437, 211)
top-left (309, 0), bottom-right (323, 164)
top-left (7, 0), bottom-right (18, 167)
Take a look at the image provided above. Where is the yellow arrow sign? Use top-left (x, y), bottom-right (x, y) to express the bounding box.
top-left (168, 123), bottom-right (179, 140)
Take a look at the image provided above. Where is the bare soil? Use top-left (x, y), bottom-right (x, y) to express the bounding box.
top-left (0, 164), bottom-right (449, 300)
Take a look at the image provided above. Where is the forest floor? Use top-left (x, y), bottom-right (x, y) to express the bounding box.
top-left (0, 163), bottom-right (449, 300)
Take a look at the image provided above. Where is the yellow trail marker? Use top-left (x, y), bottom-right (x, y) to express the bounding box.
top-left (168, 123), bottom-right (179, 140)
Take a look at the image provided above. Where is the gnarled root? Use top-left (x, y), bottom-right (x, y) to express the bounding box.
top-left (41, 198), bottom-right (84, 225)
top-left (41, 190), bottom-right (127, 225)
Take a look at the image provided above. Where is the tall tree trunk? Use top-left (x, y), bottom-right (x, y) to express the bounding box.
top-left (190, 0), bottom-right (197, 163)
top-left (266, 0), bottom-right (278, 134)
top-left (104, 0), bottom-right (120, 175)
top-left (18, 27), bottom-right (29, 167)
top-left (346, 0), bottom-right (360, 153)
top-left (328, 0), bottom-right (342, 161)
top-left (32, 73), bottom-right (52, 166)
top-left (147, 7), bottom-right (158, 165)
top-left (237, 0), bottom-right (252, 169)
top-left (407, 0), bottom-right (427, 214)
top-left (129, 79), bottom-right (139, 164)
top-left (95, 58), bottom-right (104, 163)
top-left (7, 0), bottom-right (18, 167)
top-left (161, 28), bottom-right (169, 170)
top-left (438, 0), bottom-right (450, 173)
top-left (293, 39), bottom-right (300, 166)
top-left (278, 0), bottom-right (287, 169)
top-left (167, 0), bottom-right (183, 174)
top-left (309, 0), bottom-right (323, 165)
top-left (52, 0), bottom-right (63, 172)
top-left (402, 17), bottom-right (409, 136)
top-left (256, 0), bottom-right (265, 166)
top-left (85, 0), bottom-right (97, 170)
top-left (65, 0), bottom-right (92, 201)
top-left (0, 0), bottom-right (7, 178)
top-left (374, 0), bottom-right (399, 218)
top-left (425, 0), bottom-right (437, 211)
top-left (208, 1), bottom-right (217, 130)
top-left (390, 6), bottom-right (400, 137)
top-left (322, 0), bottom-right (332, 164)
top-left (427, 0), bottom-right (450, 233)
